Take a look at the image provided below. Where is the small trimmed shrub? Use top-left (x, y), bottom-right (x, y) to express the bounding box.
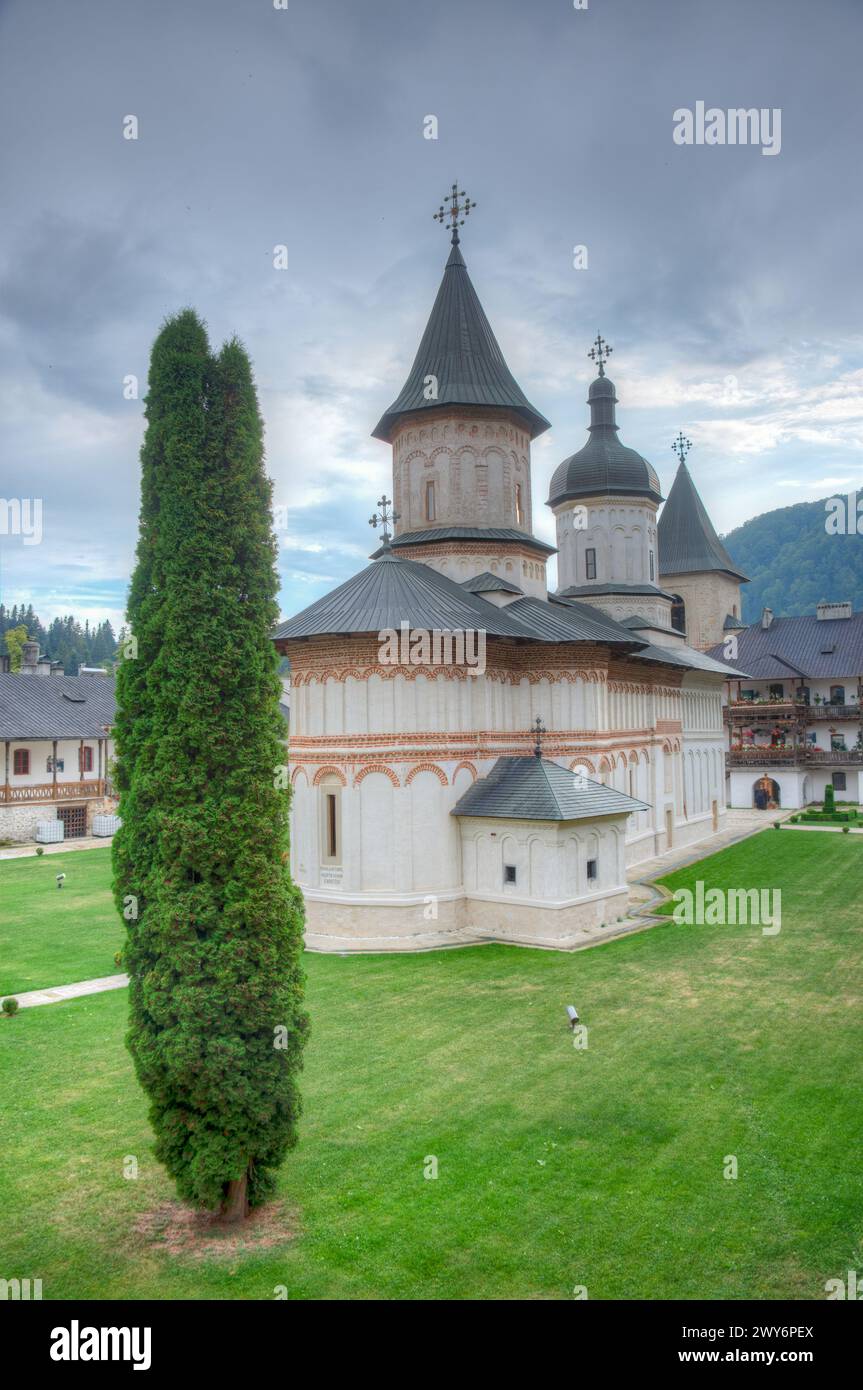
top-left (35, 846), bottom-right (44, 857)
top-left (2, 997), bottom-right (20, 1017)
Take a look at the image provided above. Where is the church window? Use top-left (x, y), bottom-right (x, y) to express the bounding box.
top-left (504, 864), bottom-right (517, 885)
top-left (425, 480), bottom-right (436, 522)
top-left (585, 548), bottom-right (597, 581)
top-left (320, 779), bottom-right (342, 865)
top-left (671, 595), bottom-right (686, 633)
top-left (649, 549), bottom-right (655, 582)
top-left (13, 748), bottom-right (30, 775)
top-left (515, 484), bottom-right (524, 525)
top-left (586, 858), bottom-right (597, 881)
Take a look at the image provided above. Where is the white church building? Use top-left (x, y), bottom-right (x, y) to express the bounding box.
top-left (274, 195), bottom-right (745, 951)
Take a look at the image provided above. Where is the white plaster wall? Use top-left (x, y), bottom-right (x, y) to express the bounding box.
top-left (3, 737), bottom-right (114, 788)
top-left (391, 412), bottom-right (534, 535)
top-left (554, 498), bottom-right (659, 593)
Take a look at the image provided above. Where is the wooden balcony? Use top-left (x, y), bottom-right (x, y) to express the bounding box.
top-left (727, 748), bottom-right (863, 768)
top-left (0, 778), bottom-right (107, 805)
top-left (725, 701), bottom-right (862, 723)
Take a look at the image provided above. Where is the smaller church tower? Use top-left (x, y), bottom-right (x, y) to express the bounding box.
top-left (547, 336), bottom-right (671, 629)
top-left (658, 435), bottom-right (749, 650)
top-left (371, 185), bottom-right (554, 598)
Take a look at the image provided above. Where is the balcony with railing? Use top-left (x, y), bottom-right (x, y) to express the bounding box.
top-left (726, 747), bottom-right (863, 768)
top-left (725, 700), bottom-right (861, 724)
top-left (0, 778), bottom-right (108, 805)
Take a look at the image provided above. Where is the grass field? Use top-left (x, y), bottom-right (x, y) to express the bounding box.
top-left (0, 849), bottom-right (123, 995)
top-left (1, 832), bottom-right (861, 1300)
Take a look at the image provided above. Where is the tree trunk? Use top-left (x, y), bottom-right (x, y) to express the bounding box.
top-left (220, 1172), bottom-right (249, 1224)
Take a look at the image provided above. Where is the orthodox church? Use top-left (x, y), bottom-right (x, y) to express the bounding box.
top-left (274, 191), bottom-right (745, 951)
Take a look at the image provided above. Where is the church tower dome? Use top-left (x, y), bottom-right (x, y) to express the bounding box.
top-left (549, 335), bottom-right (670, 629)
top-left (371, 184), bottom-right (554, 598)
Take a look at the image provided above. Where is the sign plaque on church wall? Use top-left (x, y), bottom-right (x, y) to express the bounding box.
top-left (320, 867), bottom-right (344, 887)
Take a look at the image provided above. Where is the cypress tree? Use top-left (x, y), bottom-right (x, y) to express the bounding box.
top-left (113, 310), bottom-right (307, 1221)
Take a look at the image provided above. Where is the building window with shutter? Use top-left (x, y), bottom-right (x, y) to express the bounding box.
top-left (13, 748), bottom-right (30, 776)
top-left (585, 548), bottom-right (597, 581)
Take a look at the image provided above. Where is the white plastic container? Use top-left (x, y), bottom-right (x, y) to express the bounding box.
top-left (92, 814), bottom-right (122, 837)
top-left (36, 820), bottom-right (64, 844)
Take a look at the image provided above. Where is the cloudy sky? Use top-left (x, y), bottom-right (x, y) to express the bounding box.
top-left (1, 0), bottom-right (862, 632)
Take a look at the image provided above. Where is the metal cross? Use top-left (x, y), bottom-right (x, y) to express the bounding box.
top-left (369, 494), bottom-right (401, 545)
top-left (588, 333), bottom-right (613, 378)
top-left (433, 183), bottom-right (476, 245)
top-left (672, 431), bottom-right (692, 464)
top-left (532, 716), bottom-right (547, 758)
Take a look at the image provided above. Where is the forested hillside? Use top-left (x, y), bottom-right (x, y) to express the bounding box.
top-left (720, 491), bottom-right (863, 620)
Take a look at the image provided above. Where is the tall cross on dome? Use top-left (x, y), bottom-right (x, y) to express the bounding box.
top-left (672, 431), bottom-right (692, 465)
top-left (433, 183), bottom-right (476, 245)
top-left (369, 494), bottom-right (400, 546)
top-left (588, 333), bottom-right (613, 378)
top-left (532, 716), bottom-right (547, 759)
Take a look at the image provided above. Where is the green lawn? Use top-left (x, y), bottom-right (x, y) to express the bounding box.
top-left (0, 831), bottom-right (861, 1300)
top-left (0, 848), bottom-right (123, 994)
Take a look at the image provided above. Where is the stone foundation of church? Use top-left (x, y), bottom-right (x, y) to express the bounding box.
top-left (302, 884), bottom-right (632, 952)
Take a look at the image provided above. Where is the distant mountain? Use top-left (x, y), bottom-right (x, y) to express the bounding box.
top-left (721, 490), bottom-right (863, 622)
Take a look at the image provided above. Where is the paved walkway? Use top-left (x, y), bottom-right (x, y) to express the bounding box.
top-left (8, 973), bottom-right (128, 1010)
top-left (0, 835), bottom-right (114, 860)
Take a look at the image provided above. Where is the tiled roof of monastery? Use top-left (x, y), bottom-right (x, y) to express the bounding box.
top-left (372, 525), bottom-right (556, 560)
top-left (451, 756), bottom-right (650, 821)
top-left (658, 460), bottom-right (748, 581)
top-left (0, 674), bottom-right (116, 740)
top-left (372, 241), bottom-right (550, 442)
top-left (274, 552), bottom-right (747, 683)
top-left (273, 551), bottom-right (643, 648)
top-left (631, 640), bottom-right (748, 679)
top-left (705, 609), bottom-right (863, 679)
top-left (460, 571), bottom-right (524, 595)
top-left (558, 581), bottom-right (676, 601)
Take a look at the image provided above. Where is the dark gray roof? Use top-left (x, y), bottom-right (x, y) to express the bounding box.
top-left (0, 674), bottom-right (116, 739)
top-left (272, 553), bottom-right (741, 680)
top-left (513, 595), bottom-right (643, 647)
top-left (631, 641), bottom-right (748, 679)
top-left (658, 461), bottom-right (748, 581)
top-left (558, 581), bottom-right (676, 601)
top-left (372, 242), bottom-right (550, 442)
top-left (705, 609), bottom-right (863, 680)
top-left (451, 756), bottom-right (650, 821)
top-left (621, 614), bottom-right (682, 636)
top-left (374, 525), bottom-right (556, 559)
top-left (273, 550), bottom-right (537, 641)
top-left (547, 375), bottom-right (662, 506)
top-left (723, 613), bottom-right (748, 631)
top-left (461, 571), bottom-right (524, 596)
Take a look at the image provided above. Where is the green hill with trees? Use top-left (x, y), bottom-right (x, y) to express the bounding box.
top-left (721, 489), bottom-right (863, 621)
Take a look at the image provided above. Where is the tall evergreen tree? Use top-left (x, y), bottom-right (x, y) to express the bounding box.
top-left (113, 310), bottom-right (307, 1221)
